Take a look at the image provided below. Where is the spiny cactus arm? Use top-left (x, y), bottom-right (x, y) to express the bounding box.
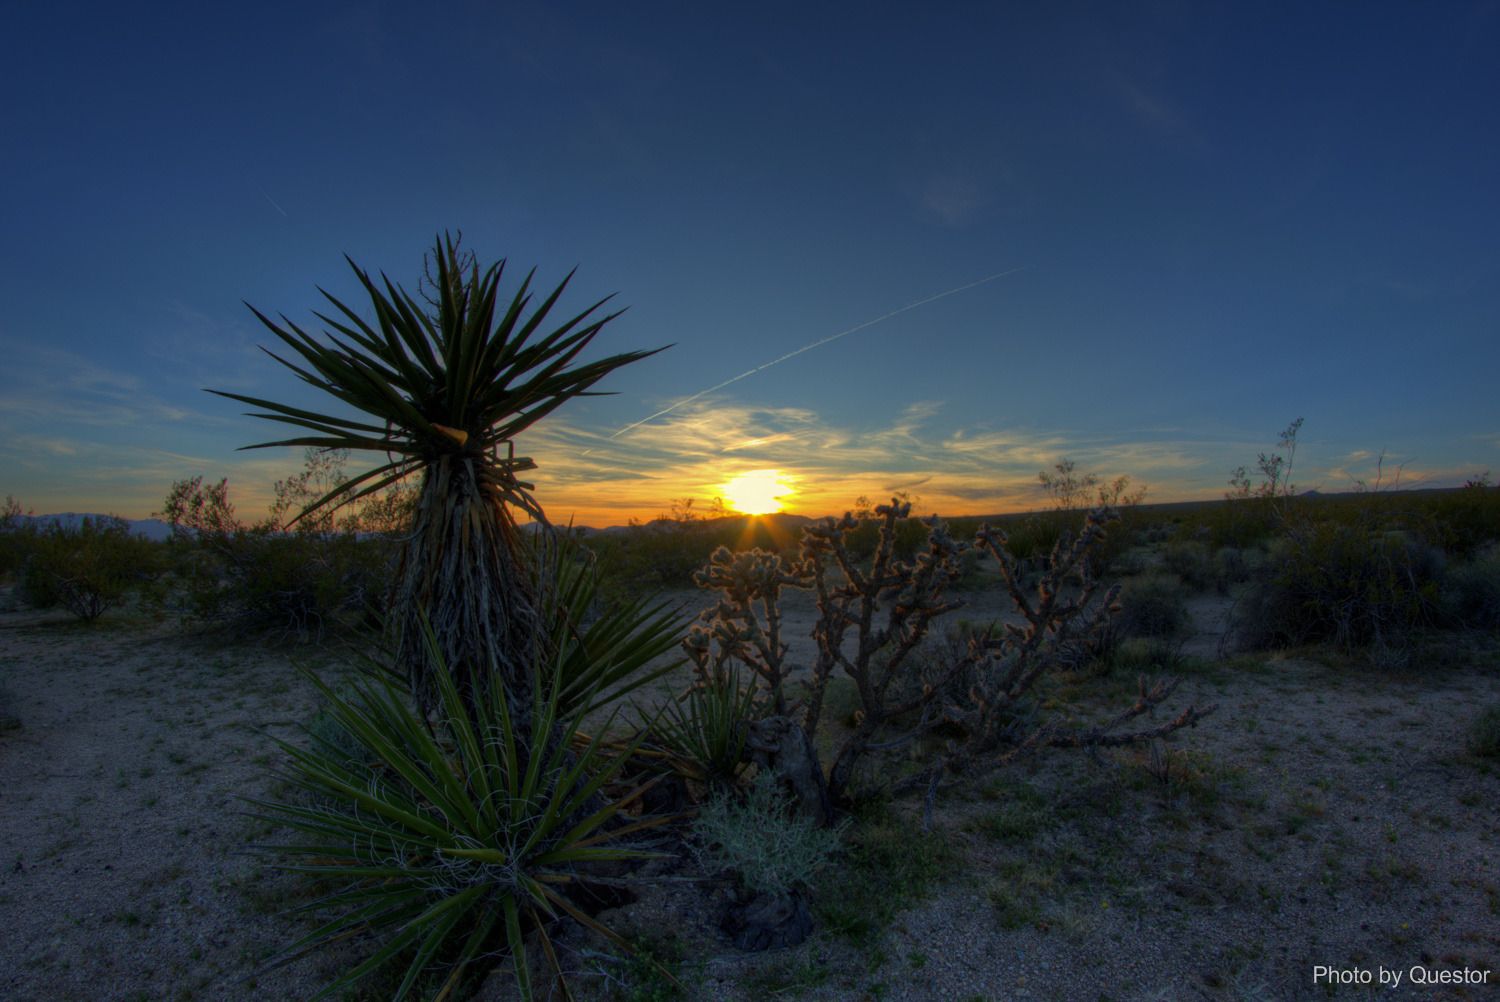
top-left (977, 525), bottom-right (1039, 623)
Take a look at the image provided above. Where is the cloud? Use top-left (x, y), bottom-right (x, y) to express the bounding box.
top-left (509, 396), bottom-right (1249, 526)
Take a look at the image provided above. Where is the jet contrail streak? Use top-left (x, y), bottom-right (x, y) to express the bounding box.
top-left (587, 266), bottom-right (1027, 453)
top-left (260, 188), bottom-right (289, 218)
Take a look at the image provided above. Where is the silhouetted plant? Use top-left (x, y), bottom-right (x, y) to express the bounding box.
top-left (213, 234), bottom-right (663, 726)
top-left (0, 496), bottom-right (36, 582)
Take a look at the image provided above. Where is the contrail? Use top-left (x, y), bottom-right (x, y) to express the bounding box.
top-left (587, 266), bottom-right (1027, 453)
top-left (259, 187), bottom-right (289, 218)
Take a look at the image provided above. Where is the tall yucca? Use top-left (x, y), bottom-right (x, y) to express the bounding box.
top-left (213, 234), bottom-right (663, 714)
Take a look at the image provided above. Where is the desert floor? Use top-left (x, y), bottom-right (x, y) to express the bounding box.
top-left (1, 587), bottom-right (1497, 1002)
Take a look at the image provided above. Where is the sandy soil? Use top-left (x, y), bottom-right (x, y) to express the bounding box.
top-left (2, 586), bottom-right (1498, 1002)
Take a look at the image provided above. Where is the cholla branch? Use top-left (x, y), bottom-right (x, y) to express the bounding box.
top-left (684, 546), bottom-right (811, 714)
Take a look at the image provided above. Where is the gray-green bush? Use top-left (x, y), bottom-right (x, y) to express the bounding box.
top-left (692, 772), bottom-right (846, 897)
top-left (20, 516), bottom-right (159, 621)
top-left (1114, 573), bottom-right (1191, 639)
top-left (1443, 544), bottom-right (1500, 630)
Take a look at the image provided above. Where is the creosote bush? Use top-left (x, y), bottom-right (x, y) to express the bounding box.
top-left (159, 471), bottom-right (396, 640)
top-left (1443, 543), bottom-right (1500, 630)
top-left (1236, 521), bottom-right (1444, 651)
top-left (19, 516), bottom-right (160, 621)
top-left (1113, 573), bottom-right (1191, 640)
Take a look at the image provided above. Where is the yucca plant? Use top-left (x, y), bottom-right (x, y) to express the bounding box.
top-left (251, 633), bottom-right (673, 1001)
top-left (639, 664), bottom-right (760, 791)
top-left (212, 234), bottom-right (664, 721)
top-left (539, 536), bottom-right (690, 720)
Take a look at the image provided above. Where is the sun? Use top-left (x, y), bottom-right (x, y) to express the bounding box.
top-left (721, 469), bottom-right (792, 516)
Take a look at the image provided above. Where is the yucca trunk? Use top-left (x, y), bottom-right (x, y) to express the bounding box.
top-left (394, 454), bottom-right (542, 725)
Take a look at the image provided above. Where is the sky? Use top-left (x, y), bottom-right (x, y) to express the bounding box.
top-left (2, 1), bottom-right (1497, 528)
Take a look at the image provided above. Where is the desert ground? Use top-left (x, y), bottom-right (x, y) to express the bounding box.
top-left (1, 583), bottom-right (1497, 1002)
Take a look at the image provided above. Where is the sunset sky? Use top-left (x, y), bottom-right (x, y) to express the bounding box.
top-left (3, 3), bottom-right (1497, 528)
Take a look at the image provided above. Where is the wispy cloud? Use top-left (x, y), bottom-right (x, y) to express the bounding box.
top-left (517, 397), bottom-right (1253, 526)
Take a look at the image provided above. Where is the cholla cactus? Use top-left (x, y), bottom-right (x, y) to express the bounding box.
top-left (684, 545), bottom-right (811, 714)
top-left (688, 498), bottom-right (1216, 823)
top-left (950, 509), bottom-right (1214, 766)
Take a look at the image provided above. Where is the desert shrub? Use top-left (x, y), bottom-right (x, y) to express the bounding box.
top-left (1468, 704), bottom-right (1500, 759)
top-left (1110, 545), bottom-right (1153, 578)
top-left (1417, 481), bottom-right (1500, 557)
top-left (1236, 521), bottom-right (1444, 650)
top-left (1212, 545), bottom-right (1253, 593)
top-left (692, 772), bottom-right (846, 897)
top-left (1441, 544), bottom-right (1500, 630)
top-left (19, 517), bottom-right (160, 620)
top-left (1092, 636), bottom-right (1185, 677)
top-left (253, 645), bottom-right (670, 1001)
top-left (1113, 573), bottom-right (1190, 639)
top-left (170, 527), bottom-right (393, 639)
top-left (1163, 540), bottom-right (1213, 591)
top-left (0, 496), bottom-right (36, 581)
top-left (160, 474), bottom-right (400, 639)
top-left (590, 523), bottom-right (726, 591)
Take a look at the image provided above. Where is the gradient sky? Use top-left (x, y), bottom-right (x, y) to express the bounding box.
top-left (3, 2), bottom-right (1497, 527)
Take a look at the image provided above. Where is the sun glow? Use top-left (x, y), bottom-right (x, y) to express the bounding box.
top-left (721, 469), bottom-right (792, 516)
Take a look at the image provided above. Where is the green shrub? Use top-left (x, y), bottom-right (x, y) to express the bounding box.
top-left (252, 641), bottom-right (668, 1001)
top-left (1163, 540), bottom-right (1213, 591)
top-left (1417, 482), bottom-right (1500, 557)
top-left (1442, 544), bottom-right (1500, 630)
top-left (168, 528), bottom-right (394, 639)
top-left (691, 772), bottom-right (845, 897)
top-left (20, 517), bottom-right (159, 620)
top-left (1237, 521), bottom-right (1443, 650)
top-left (1114, 573), bottom-right (1190, 639)
top-left (0, 496), bottom-right (35, 581)
top-left (1212, 545), bottom-right (1253, 593)
top-left (1093, 636), bottom-right (1184, 677)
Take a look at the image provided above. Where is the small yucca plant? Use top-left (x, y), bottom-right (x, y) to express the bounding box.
top-left (641, 664), bottom-right (760, 791)
top-left (251, 631), bottom-right (673, 1000)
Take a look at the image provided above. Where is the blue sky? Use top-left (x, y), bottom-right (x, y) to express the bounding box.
top-left (3, 1), bottom-right (1496, 526)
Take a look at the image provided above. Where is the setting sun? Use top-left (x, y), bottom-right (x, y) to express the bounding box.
top-left (721, 469), bottom-right (792, 516)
